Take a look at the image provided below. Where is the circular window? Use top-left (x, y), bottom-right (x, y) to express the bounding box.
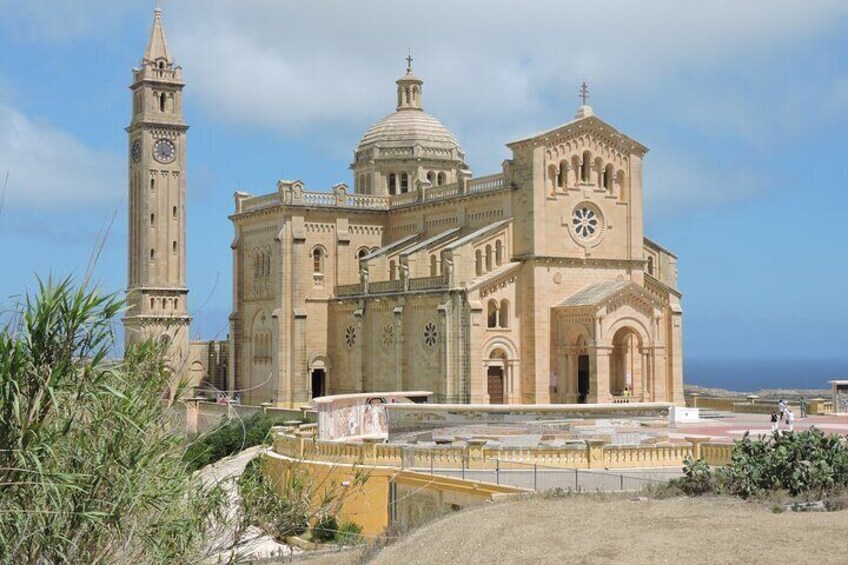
top-left (569, 202), bottom-right (605, 246)
top-left (345, 325), bottom-right (357, 348)
top-left (423, 321), bottom-right (438, 349)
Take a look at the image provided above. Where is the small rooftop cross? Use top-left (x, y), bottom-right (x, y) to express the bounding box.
top-left (406, 50), bottom-right (413, 72)
top-left (579, 80), bottom-right (590, 106)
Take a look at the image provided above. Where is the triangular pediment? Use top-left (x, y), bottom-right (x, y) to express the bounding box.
top-left (554, 281), bottom-right (662, 313)
top-left (507, 112), bottom-right (648, 157)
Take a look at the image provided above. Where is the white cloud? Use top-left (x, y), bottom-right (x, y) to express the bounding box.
top-left (0, 104), bottom-right (122, 208)
top-left (157, 1), bottom-right (848, 175)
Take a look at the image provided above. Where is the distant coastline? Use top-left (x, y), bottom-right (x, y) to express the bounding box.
top-left (685, 357), bottom-right (847, 393)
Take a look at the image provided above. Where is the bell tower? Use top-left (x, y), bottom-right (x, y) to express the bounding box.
top-left (124, 7), bottom-right (191, 372)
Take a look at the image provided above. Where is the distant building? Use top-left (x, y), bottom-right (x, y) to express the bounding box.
top-left (125, 9), bottom-right (684, 407)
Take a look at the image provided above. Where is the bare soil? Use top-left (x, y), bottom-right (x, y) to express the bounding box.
top-left (364, 495), bottom-right (848, 565)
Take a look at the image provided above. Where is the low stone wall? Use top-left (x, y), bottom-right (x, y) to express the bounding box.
top-left (181, 401), bottom-right (316, 435)
top-left (384, 403), bottom-right (673, 436)
top-left (686, 395), bottom-right (832, 416)
top-left (263, 450), bottom-right (523, 536)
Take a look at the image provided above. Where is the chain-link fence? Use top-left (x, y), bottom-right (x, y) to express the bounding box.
top-left (412, 452), bottom-right (682, 492)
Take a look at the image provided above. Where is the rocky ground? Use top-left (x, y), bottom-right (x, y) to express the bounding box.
top-left (685, 383), bottom-right (830, 400)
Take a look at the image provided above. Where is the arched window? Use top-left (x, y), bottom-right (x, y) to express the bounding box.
top-left (427, 171), bottom-right (435, 184)
top-left (312, 247), bottom-right (324, 274)
top-left (150, 297), bottom-right (155, 310)
top-left (437, 172), bottom-right (446, 186)
top-left (174, 298), bottom-right (178, 310)
top-left (158, 60), bottom-right (165, 70)
top-left (475, 249), bottom-right (483, 276)
top-left (150, 249), bottom-right (155, 260)
top-left (594, 157), bottom-right (604, 186)
top-left (557, 161), bottom-right (566, 188)
top-left (405, 87), bottom-right (411, 104)
top-left (150, 213), bottom-right (155, 226)
top-left (647, 256), bottom-right (655, 276)
top-left (172, 205), bottom-right (177, 218)
top-left (150, 178), bottom-right (155, 191)
top-left (430, 254), bottom-right (438, 277)
top-left (388, 174), bottom-right (397, 195)
top-left (617, 170), bottom-right (627, 202)
top-left (602, 164), bottom-right (613, 192)
top-left (357, 247), bottom-right (369, 260)
top-left (581, 151), bottom-right (592, 182)
top-left (172, 241), bottom-right (177, 253)
top-left (485, 244), bottom-right (493, 272)
top-left (499, 300), bottom-right (510, 328)
top-left (400, 173), bottom-right (409, 193)
top-left (495, 240), bottom-right (503, 266)
top-left (159, 92), bottom-right (166, 112)
top-left (265, 251), bottom-right (271, 276)
top-left (389, 260), bottom-right (396, 281)
top-left (487, 299), bottom-right (499, 328)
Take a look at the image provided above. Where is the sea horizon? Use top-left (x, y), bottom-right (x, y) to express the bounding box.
top-left (685, 357), bottom-right (848, 392)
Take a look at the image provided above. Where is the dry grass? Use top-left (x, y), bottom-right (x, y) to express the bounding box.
top-left (365, 494), bottom-right (848, 565)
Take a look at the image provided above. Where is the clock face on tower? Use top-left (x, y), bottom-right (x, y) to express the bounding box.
top-left (131, 140), bottom-right (142, 164)
top-left (153, 139), bottom-right (176, 163)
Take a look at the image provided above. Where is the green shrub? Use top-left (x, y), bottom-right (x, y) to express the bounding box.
top-left (184, 412), bottom-right (282, 471)
top-left (312, 514), bottom-right (339, 543)
top-left (335, 520), bottom-right (364, 545)
top-left (726, 429), bottom-right (848, 498)
top-left (0, 278), bottom-right (224, 563)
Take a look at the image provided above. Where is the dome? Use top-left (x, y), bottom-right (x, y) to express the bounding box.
top-left (357, 110), bottom-right (463, 154)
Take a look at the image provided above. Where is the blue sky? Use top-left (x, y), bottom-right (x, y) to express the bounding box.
top-left (1, 1), bottom-right (847, 374)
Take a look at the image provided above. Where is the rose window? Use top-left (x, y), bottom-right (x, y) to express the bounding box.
top-left (423, 321), bottom-right (438, 348)
top-left (344, 325), bottom-right (356, 348)
top-left (572, 206), bottom-right (598, 238)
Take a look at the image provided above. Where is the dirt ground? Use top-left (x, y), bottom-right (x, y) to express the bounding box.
top-left (356, 495), bottom-right (848, 565)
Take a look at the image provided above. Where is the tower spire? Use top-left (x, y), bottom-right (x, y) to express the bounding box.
top-left (144, 6), bottom-right (172, 63)
top-left (396, 52), bottom-right (423, 111)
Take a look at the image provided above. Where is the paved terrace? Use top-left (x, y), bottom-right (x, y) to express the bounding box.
top-left (671, 413), bottom-right (848, 444)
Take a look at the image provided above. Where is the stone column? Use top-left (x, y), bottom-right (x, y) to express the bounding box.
top-left (591, 347), bottom-right (611, 403)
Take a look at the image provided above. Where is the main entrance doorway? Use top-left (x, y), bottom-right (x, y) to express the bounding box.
top-left (311, 369), bottom-right (326, 399)
top-left (577, 354), bottom-right (590, 403)
top-left (487, 366), bottom-right (504, 404)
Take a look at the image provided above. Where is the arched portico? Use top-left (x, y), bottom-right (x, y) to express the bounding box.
top-left (554, 281), bottom-right (666, 404)
top-left (483, 338), bottom-right (519, 404)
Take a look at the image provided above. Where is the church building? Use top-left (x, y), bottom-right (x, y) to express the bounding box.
top-left (125, 10), bottom-right (685, 408)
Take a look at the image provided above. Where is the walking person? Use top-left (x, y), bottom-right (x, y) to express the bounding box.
top-left (786, 409), bottom-right (795, 432)
top-left (770, 412), bottom-right (779, 434)
top-left (778, 398), bottom-right (787, 422)
top-left (799, 397), bottom-right (807, 419)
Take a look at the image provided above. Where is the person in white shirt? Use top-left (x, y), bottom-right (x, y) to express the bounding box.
top-left (786, 409), bottom-right (795, 432)
top-left (778, 399), bottom-right (788, 422)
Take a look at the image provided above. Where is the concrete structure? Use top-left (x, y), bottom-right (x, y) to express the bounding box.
top-left (124, 9), bottom-right (684, 407)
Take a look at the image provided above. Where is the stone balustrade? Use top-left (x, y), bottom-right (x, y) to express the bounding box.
top-left (272, 426), bottom-right (735, 471)
top-left (407, 275), bottom-right (448, 291)
top-left (238, 173), bottom-right (509, 215)
top-left (368, 279), bottom-right (404, 294)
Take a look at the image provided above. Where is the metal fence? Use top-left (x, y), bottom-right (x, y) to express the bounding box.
top-left (412, 452), bottom-right (682, 492)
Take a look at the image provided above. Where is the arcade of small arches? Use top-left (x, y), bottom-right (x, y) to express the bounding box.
top-left (547, 149), bottom-right (629, 201)
top-left (475, 239), bottom-right (506, 276)
top-left (149, 295), bottom-right (180, 312)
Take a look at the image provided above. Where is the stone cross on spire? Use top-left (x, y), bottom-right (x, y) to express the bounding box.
top-left (580, 80), bottom-right (590, 106)
top-left (406, 50), bottom-right (413, 73)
